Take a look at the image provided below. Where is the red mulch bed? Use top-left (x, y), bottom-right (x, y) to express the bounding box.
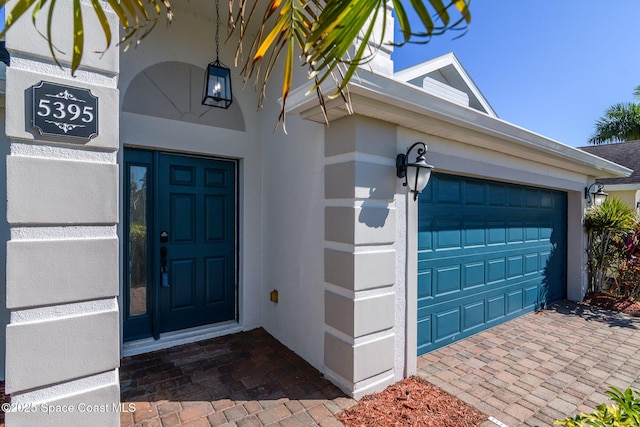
top-left (584, 292), bottom-right (640, 316)
top-left (0, 381), bottom-right (7, 427)
top-left (337, 376), bottom-right (487, 427)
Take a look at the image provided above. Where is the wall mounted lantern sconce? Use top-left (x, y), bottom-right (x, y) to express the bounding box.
top-left (202, 0), bottom-right (233, 109)
top-left (585, 182), bottom-right (608, 206)
top-left (396, 142), bottom-right (434, 201)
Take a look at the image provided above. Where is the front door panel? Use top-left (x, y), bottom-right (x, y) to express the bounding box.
top-left (157, 153), bottom-right (236, 333)
top-left (123, 149), bottom-right (236, 341)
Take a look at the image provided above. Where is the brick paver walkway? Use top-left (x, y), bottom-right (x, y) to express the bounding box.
top-left (120, 328), bottom-right (356, 427)
top-left (120, 301), bottom-right (640, 427)
top-left (417, 301), bottom-right (640, 427)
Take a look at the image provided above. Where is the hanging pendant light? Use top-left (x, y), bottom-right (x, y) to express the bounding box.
top-left (202, 0), bottom-right (232, 109)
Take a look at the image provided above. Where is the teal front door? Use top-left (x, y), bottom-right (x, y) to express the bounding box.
top-left (124, 149), bottom-right (237, 341)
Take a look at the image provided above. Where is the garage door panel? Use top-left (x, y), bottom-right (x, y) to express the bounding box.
top-left (487, 223), bottom-right (506, 245)
top-left (417, 317), bottom-right (432, 352)
top-left (540, 226), bottom-right (553, 240)
top-left (525, 225), bottom-right (540, 241)
top-left (422, 275), bottom-right (546, 346)
top-left (435, 308), bottom-right (461, 341)
top-left (525, 189), bottom-right (539, 207)
top-left (488, 185), bottom-right (507, 206)
top-left (418, 252), bottom-right (548, 303)
top-left (418, 270), bottom-right (432, 298)
top-left (425, 276), bottom-right (543, 313)
top-left (507, 290), bottom-right (524, 313)
top-left (463, 301), bottom-right (485, 331)
top-left (524, 253), bottom-right (539, 274)
top-left (524, 285), bottom-right (538, 308)
top-left (435, 221), bottom-right (462, 249)
top-left (436, 176), bottom-right (462, 203)
top-left (434, 265), bottom-right (461, 295)
top-left (487, 258), bottom-right (506, 284)
top-left (419, 240), bottom-right (554, 263)
top-left (422, 257), bottom-right (548, 305)
top-left (463, 262), bottom-right (485, 289)
top-left (540, 191), bottom-right (553, 208)
top-left (421, 217), bottom-right (559, 251)
top-left (464, 222), bottom-right (485, 247)
top-left (487, 295), bottom-right (505, 321)
top-left (464, 181), bottom-right (485, 205)
top-left (507, 223), bottom-right (525, 243)
top-left (508, 187), bottom-right (523, 207)
top-left (507, 255), bottom-right (524, 278)
top-left (418, 223), bottom-right (432, 251)
top-left (417, 173), bottom-right (567, 355)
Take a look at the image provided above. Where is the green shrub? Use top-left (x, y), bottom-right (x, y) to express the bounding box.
top-left (554, 387), bottom-right (640, 426)
top-left (584, 198), bottom-right (637, 293)
top-left (612, 228), bottom-right (640, 299)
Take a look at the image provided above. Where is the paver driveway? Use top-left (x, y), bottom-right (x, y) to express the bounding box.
top-left (120, 301), bottom-right (640, 427)
top-left (417, 301), bottom-right (640, 427)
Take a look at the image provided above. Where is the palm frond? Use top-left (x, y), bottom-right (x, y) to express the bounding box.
top-left (589, 102), bottom-right (640, 144)
top-left (2, 0), bottom-right (471, 128)
top-left (0, 0), bottom-right (173, 74)
top-left (392, 0), bottom-right (471, 46)
top-left (230, 0), bottom-right (471, 128)
top-left (229, 0), bottom-right (318, 132)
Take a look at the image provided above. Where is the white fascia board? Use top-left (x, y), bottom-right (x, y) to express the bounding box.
top-left (286, 71), bottom-right (631, 180)
top-left (601, 183), bottom-right (640, 192)
top-left (394, 52), bottom-right (497, 118)
top-left (393, 52), bottom-right (457, 81)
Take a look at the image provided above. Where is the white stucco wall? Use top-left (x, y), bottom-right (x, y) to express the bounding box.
top-left (0, 104), bottom-right (9, 380)
top-left (3, 0), bottom-right (121, 423)
top-left (258, 58), bottom-right (327, 372)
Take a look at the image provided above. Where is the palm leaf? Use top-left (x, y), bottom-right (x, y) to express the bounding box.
top-left (0, 0), bottom-right (172, 74)
top-left (1, 0), bottom-right (471, 128)
top-left (89, 0), bottom-right (112, 53)
top-left (230, 0), bottom-right (318, 131)
top-left (228, 0), bottom-right (471, 126)
top-left (71, 0), bottom-right (83, 73)
top-left (589, 102), bottom-right (640, 144)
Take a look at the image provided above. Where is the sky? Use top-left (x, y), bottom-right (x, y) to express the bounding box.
top-left (392, 1), bottom-right (640, 148)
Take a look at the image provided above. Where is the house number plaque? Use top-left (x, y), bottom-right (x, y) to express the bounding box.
top-left (31, 81), bottom-right (99, 140)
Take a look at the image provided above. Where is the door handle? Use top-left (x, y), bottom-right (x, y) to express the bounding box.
top-left (160, 246), bottom-right (169, 287)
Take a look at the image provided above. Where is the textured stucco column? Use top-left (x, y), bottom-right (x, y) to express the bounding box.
top-left (566, 189), bottom-right (588, 301)
top-left (4, 1), bottom-right (120, 426)
top-left (323, 116), bottom-right (399, 399)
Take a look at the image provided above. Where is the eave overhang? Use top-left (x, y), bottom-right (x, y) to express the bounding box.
top-left (286, 70), bottom-right (631, 180)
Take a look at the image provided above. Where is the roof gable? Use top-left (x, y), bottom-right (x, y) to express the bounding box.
top-left (394, 52), bottom-right (496, 117)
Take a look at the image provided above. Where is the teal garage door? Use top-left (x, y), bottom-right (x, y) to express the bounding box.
top-left (417, 173), bottom-right (566, 355)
